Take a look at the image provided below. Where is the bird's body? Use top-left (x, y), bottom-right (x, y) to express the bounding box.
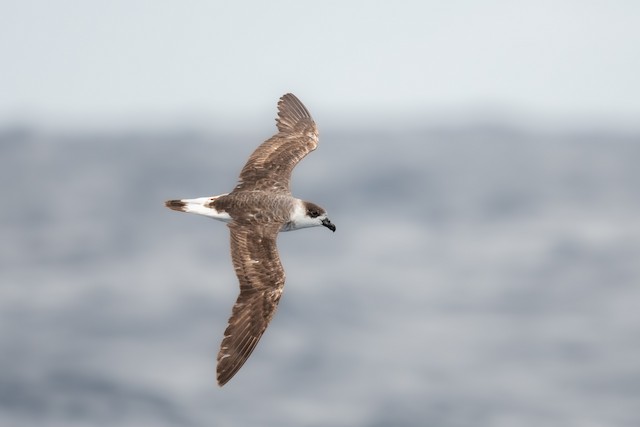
top-left (165, 94), bottom-right (335, 386)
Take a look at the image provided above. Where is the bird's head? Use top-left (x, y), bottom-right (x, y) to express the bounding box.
top-left (287, 200), bottom-right (336, 232)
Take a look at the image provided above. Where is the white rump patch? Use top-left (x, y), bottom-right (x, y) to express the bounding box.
top-left (179, 195), bottom-right (232, 222)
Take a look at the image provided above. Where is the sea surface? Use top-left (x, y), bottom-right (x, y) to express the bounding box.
top-left (1, 122), bottom-right (639, 427)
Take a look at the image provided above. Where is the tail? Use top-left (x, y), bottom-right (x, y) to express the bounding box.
top-left (164, 195), bottom-right (231, 222)
top-left (165, 199), bottom-right (187, 212)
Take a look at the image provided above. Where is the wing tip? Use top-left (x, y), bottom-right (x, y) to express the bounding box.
top-left (276, 93), bottom-right (314, 133)
top-left (216, 370), bottom-right (232, 387)
top-left (216, 350), bottom-right (248, 387)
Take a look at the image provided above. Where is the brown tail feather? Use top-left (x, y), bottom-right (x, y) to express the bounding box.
top-left (165, 199), bottom-right (187, 212)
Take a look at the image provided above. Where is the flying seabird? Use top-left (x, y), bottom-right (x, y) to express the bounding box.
top-left (165, 93), bottom-right (335, 386)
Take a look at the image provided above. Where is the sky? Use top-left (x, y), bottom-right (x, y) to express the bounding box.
top-left (1, 1), bottom-right (639, 128)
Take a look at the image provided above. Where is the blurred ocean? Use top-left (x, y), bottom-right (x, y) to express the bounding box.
top-left (1, 122), bottom-right (639, 427)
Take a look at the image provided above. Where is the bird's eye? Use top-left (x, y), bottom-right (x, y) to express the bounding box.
top-left (309, 210), bottom-right (320, 218)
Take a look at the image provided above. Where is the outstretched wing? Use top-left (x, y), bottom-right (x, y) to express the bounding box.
top-left (216, 222), bottom-right (285, 386)
top-left (232, 93), bottom-right (319, 194)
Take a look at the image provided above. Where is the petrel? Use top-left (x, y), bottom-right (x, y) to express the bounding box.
top-left (165, 93), bottom-right (335, 386)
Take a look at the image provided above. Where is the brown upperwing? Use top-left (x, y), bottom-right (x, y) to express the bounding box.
top-left (232, 93), bottom-right (319, 194)
top-left (216, 222), bottom-right (285, 386)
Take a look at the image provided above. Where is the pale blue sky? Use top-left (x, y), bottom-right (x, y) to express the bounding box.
top-left (1, 0), bottom-right (639, 128)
